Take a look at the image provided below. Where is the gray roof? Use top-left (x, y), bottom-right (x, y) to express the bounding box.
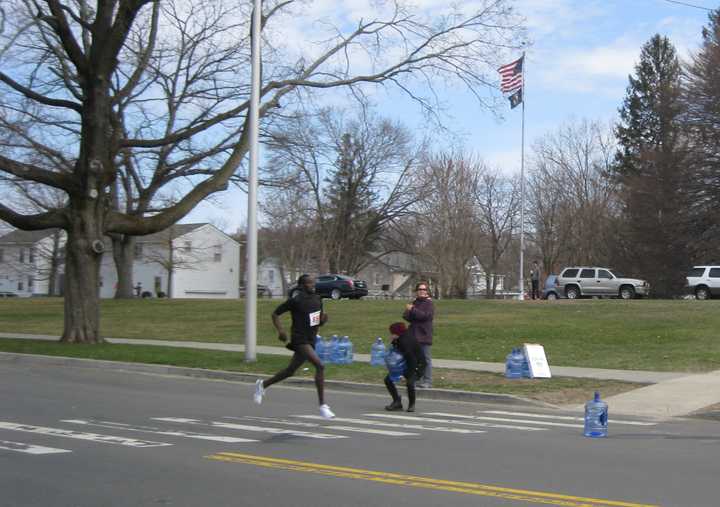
top-left (0, 229), bottom-right (59, 245)
top-left (136, 223), bottom-right (207, 244)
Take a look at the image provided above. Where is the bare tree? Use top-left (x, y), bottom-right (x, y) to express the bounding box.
top-left (137, 225), bottom-right (215, 298)
top-left (528, 119), bottom-right (618, 272)
top-left (264, 106), bottom-right (423, 275)
top-left (259, 188), bottom-right (320, 294)
top-left (412, 151), bottom-right (481, 298)
top-left (473, 169), bottom-right (520, 297)
top-left (0, 0), bottom-right (525, 342)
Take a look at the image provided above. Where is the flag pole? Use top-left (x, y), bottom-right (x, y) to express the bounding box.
top-left (518, 51), bottom-right (526, 301)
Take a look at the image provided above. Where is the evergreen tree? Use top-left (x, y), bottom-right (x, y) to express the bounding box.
top-left (323, 132), bottom-right (382, 273)
top-left (683, 9), bottom-right (720, 263)
top-left (613, 34), bottom-right (690, 297)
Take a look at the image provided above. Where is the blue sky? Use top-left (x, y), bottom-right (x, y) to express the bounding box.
top-left (184, 0), bottom-right (717, 233)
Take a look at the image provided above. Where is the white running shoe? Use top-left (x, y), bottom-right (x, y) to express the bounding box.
top-left (319, 404), bottom-right (335, 419)
top-left (253, 379), bottom-right (265, 405)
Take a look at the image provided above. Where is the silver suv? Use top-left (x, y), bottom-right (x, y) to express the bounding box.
top-left (557, 267), bottom-right (650, 299)
top-left (685, 266), bottom-right (720, 300)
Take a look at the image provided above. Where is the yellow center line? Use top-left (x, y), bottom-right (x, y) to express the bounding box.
top-left (205, 452), bottom-right (661, 507)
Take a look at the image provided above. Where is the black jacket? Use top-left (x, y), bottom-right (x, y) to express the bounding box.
top-left (391, 331), bottom-right (427, 380)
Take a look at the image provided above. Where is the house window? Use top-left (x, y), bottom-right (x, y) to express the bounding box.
top-left (214, 245), bottom-right (222, 262)
top-left (134, 243), bottom-right (143, 260)
top-left (373, 273), bottom-right (382, 286)
top-left (29, 247), bottom-right (36, 263)
top-left (17, 280), bottom-right (24, 291)
top-left (19, 248), bottom-right (25, 263)
top-left (268, 270), bottom-right (274, 283)
top-left (0, 248), bottom-right (4, 262)
top-left (184, 241), bottom-right (192, 253)
top-left (28, 276), bottom-right (34, 290)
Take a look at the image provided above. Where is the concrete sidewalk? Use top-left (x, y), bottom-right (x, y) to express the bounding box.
top-left (2, 332), bottom-right (719, 419)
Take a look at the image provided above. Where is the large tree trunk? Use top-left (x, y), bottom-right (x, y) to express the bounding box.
top-left (61, 218), bottom-right (104, 344)
top-left (113, 235), bottom-right (135, 298)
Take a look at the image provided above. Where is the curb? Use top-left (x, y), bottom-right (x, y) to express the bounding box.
top-left (0, 351), bottom-right (549, 408)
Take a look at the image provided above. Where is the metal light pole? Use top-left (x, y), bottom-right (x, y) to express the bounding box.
top-left (244, 0), bottom-right (261, 362)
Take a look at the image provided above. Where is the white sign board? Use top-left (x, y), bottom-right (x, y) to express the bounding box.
top-left (523, 343), bottom-right (551, 378)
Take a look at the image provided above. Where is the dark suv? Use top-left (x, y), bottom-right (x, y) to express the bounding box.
top-left (289, 274), bottom-right (368, 300)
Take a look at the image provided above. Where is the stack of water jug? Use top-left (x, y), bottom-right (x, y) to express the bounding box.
top-left (504, 346), bottom-right (531, 379)
top-left (314, 334), bottom-right (354, 365)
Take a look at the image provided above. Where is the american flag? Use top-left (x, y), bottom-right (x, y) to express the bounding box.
top-left (498, 56), bottom-right (524, 94)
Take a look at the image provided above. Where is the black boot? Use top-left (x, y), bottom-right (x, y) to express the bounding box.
top-left (406, 404), bottom-right (415, 413)
top-left (385, 399), bottom-right (403, 411)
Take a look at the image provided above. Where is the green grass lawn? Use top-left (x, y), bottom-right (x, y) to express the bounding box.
top-left (1, 297), bottom-right (719, 372)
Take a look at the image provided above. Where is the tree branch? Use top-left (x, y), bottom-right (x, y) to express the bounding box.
top-left (0, 71), bottom-right (82, 112)
top-left (0, 155), bottom-right (74, 191)
top-left (0, 205), bottom-right (67, 230)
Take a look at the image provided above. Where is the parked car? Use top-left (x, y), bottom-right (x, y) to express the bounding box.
top-left (0, 291), bottom-right (19, 298)
top-left (685, 266), bottom-right (720, 300)
top-left (289, 274), bottom-right (368, 300)
top-left (542, 274), bottom-right (563, 300)
top-left (556, 267), bottom-right (650, 299)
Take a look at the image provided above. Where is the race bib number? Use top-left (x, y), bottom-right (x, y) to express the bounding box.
top-left (309, 311), bottom-right (321, 327)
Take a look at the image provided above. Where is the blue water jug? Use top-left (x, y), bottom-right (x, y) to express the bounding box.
top-left (521, 348), bottom-right (531, 378)
top-left (320, 337), bottom-right (332, 363)
top-left (315, 335), bottom-right (325, 359)
top-left (342, 336), bottom-right (353, 365)
top-left (370, 337), bottom-right (386, 366)
top-left (329, 335), bottom-right (341, 364)
top-left (504, 347), bottom-right (523, 379)
top-left (584, 391), bottom-right (608, 438)
top-left (336, 336), bottom-right (349, 365)
top-left (385, 347), bottom-right (406, 383)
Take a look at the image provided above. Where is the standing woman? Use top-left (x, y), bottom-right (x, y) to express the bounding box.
top-left (402, 281), bottom-right (434, 388)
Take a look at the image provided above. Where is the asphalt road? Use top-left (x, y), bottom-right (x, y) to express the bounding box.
top-left (1, 361), bottom-right (719, 507)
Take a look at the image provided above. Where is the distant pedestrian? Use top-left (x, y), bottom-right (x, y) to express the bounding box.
top-left (530, 261), bottom-right (540, 300)
top-left (403, 281), bottom-right (434, 388)
top-left (383, 322), bottom-right (427, 412)
top-left (253, 274), bottom-right (335, 419)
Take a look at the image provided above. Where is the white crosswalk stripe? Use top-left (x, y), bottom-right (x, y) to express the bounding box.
top-left (363, 413), bottom-right (546, 431)
top-left (61, 419), bottom-right (259, 443)
top-left (425, 412), bottom-right (583, 428)
top-left (230, 416), bottom-right (420, 437)
top-left (478, 410), bottom-right (657, 426)
top-left (152, 417), bottom-right (348, 440)
top-left (0, 421), bottom-right (170, 447)
top-left (295, 415), bottom-right (486, 434)
top-left (0, 439), bottom-right (71, 455)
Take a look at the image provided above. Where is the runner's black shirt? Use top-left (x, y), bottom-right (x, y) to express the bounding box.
top-left (274, 291), bottom-right (324, 346)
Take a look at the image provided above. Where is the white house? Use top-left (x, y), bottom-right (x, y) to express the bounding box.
top-left (0, 229), bottom-right (65, 297)
top-left (99, 223), bottom-right (240, 299)
top-left (465, 256), bottom-right (506, 297)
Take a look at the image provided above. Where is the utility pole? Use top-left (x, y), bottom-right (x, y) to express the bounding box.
top-left (244, 0), bottom-right (262, 362)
